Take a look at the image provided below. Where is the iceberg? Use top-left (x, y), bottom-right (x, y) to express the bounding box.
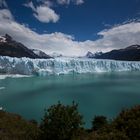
top-left (0, 87), bottom-right (5, 90)
top-left (0, 56), bottom-right (140, 76)
top-left (0, 74), bottom-right (30, 80)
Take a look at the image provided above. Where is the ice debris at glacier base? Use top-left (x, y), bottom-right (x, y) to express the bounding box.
top-left (0, 56), bottom-right (140, 76)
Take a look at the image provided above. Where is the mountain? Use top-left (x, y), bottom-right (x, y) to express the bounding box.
top-left (32, 49), bottom-right (52, 59)
top-left (50, 52), bottom-right (63, 58)
top-left (0, 34), bottom-right (51, 59)
top-left (94, 45), bottom-right (140, 61)
top-left (86, 51), bottom-right (94, 58)
top-left (86, 51), bottom-right (103, 58)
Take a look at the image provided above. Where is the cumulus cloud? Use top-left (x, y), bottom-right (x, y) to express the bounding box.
top-left (24, 0), bottom-right (84, 23)
top-left (57, 0), bottom-right (70, 5)
top-left (0, 8), bottom-right (140, 56)
top-left (57, 0), bottom-right (84, 5)
top-left (95, 22), bottom-right (140, 51)
top-left (0, 0), bottom-right (7, 8)
top-left (75, 0), bottom-right (84, 5)
top-left (0, 9), bottom-right (13, 20)
top-left (78, 22), bottom-right (140, 54)
top-left (0, 8), bottom-right (84, 56)
top-left (25, 1), bottom-right (59, 23)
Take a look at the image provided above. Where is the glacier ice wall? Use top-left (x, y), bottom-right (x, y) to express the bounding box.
top-left (0, 56), bottom-right (140, 76)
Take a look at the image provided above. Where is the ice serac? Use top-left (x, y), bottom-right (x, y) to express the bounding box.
top-left (0, 56), bottom-right (140, 76)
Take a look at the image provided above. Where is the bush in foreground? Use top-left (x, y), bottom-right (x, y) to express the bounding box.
top-left (1, 104), bottom-right (140, 140)
top-left (0, 111), bottom-right (40, 140)
top-left (40, 102), bottom-right (84, 140)
top-left (92, 116), bottom-right (108, 131)
top-left (113, 105), bottom-right (140, 140)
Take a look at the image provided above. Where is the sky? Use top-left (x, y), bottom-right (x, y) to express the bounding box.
top-left (0, 0), bottom-right (140, 56)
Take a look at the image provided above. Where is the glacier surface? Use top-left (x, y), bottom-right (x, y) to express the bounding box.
top-left (0, 56), bottom-right (140, 76)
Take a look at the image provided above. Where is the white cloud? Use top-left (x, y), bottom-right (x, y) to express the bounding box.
top-left (37, 0), bottom-right (84, 6)
top-left (75, 0), bottom-right (84, 5)
top-left (25, 1), bottom-right (59, 23)
top-left (24, 0), bottom-right (84, 23)
top-left (0, 0), bottom-right (7, 8)
top-left (77, 22), bottom-right (140, 54)
top-left (33, 5), bottom-right (60, 23)
top-left (57, 0), bottom-right (84, 5)
top-left (24, 1), bottom-right (36, 11)
top-left (57, 0), bottom-right (70, 5)
top-left (0, 9), bottom-right (83, 56)
top-left (43, 0), bottom-right (53, 7)
top-left (0, 9), bottom-right (13, 20)
top-left (95, 22), bottom-right (140, 51)
top-left (0, 9), bottom-right (140, 56)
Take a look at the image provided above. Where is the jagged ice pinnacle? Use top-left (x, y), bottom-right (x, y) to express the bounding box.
top-left (0, 56), bottom-right (140, 76)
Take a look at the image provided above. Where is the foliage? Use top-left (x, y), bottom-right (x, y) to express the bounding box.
top-left (88, 131), bottom-right (129, 140)
top-left (1, 103), bottom-right (140, 140)
top-left (40, 101), bottom-right (84, 140)
top-left (113, 105), bottom-right (140, 140)
top-left (0, 111), bottom-right (41, 140)
top-left (92, 116), bottom-right (108, 131)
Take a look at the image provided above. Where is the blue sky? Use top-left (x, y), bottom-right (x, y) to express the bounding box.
top-left (0, 0), bottom-right (140, 56)
top-left (6, 0), bottom-right (140, 40)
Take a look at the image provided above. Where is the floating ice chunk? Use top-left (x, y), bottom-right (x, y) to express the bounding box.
top-left (0, 87), bottom-right (5, 90)
top-left (0, 74), bottom-right (30, 79)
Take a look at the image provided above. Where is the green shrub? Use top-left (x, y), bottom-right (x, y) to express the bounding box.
top-left (113, 105), bottom-right (140, 140)
top-left (0, 111), bottom-right (40, 140)
top-left (40, 102), bottom-right (84, 140)
top-left (92, 116), bottom-right (108, 131)
top-left (1, 104), bottom-right (140, 140)
top-left (88, 131), bottom-right (129, 140)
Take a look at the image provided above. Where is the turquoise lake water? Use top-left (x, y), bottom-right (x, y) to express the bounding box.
top-left (0, 72), bottom-right (140, 127)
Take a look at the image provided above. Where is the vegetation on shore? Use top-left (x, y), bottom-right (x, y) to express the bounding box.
top-left (0, 102), bottom-right (140, 140)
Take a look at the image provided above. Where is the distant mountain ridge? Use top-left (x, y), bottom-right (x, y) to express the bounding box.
top-left (32, 49), bottom-right (52, 59)
top-left (86, 51), bottom-right (103, 58)
top-left (1, 34), bottom-right (140, 61)
top-left (0, 34), bottom-right (52, 59)
top-left (86, 45), bottom-right (140, 61)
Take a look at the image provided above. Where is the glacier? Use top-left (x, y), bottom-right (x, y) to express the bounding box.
top-left (0, 56), bottom-right (140, 76)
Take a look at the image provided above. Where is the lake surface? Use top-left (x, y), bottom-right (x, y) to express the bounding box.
top-left (0, 72), bottom-right (140, 127)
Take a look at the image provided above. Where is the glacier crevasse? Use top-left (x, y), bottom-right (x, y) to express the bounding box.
top-left (0, 56), bottom-right (140, 75)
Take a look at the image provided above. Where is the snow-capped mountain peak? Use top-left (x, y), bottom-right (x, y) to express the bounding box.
top-left (0, 34), bottom-right (13, 43)
top-left (0, 34), bottom-right (52, 59)
top-left (86, 51), bottom-right (103, 58)
top-left (32, 49), bottom-right (52, 59)
top-left (0, 36), bottom-right (6, 43)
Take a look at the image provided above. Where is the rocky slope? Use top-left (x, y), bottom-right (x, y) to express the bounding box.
top-left (0, 34), bottom-right (51, 59)
top-left (94, 45), bottom-right (140, 61)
